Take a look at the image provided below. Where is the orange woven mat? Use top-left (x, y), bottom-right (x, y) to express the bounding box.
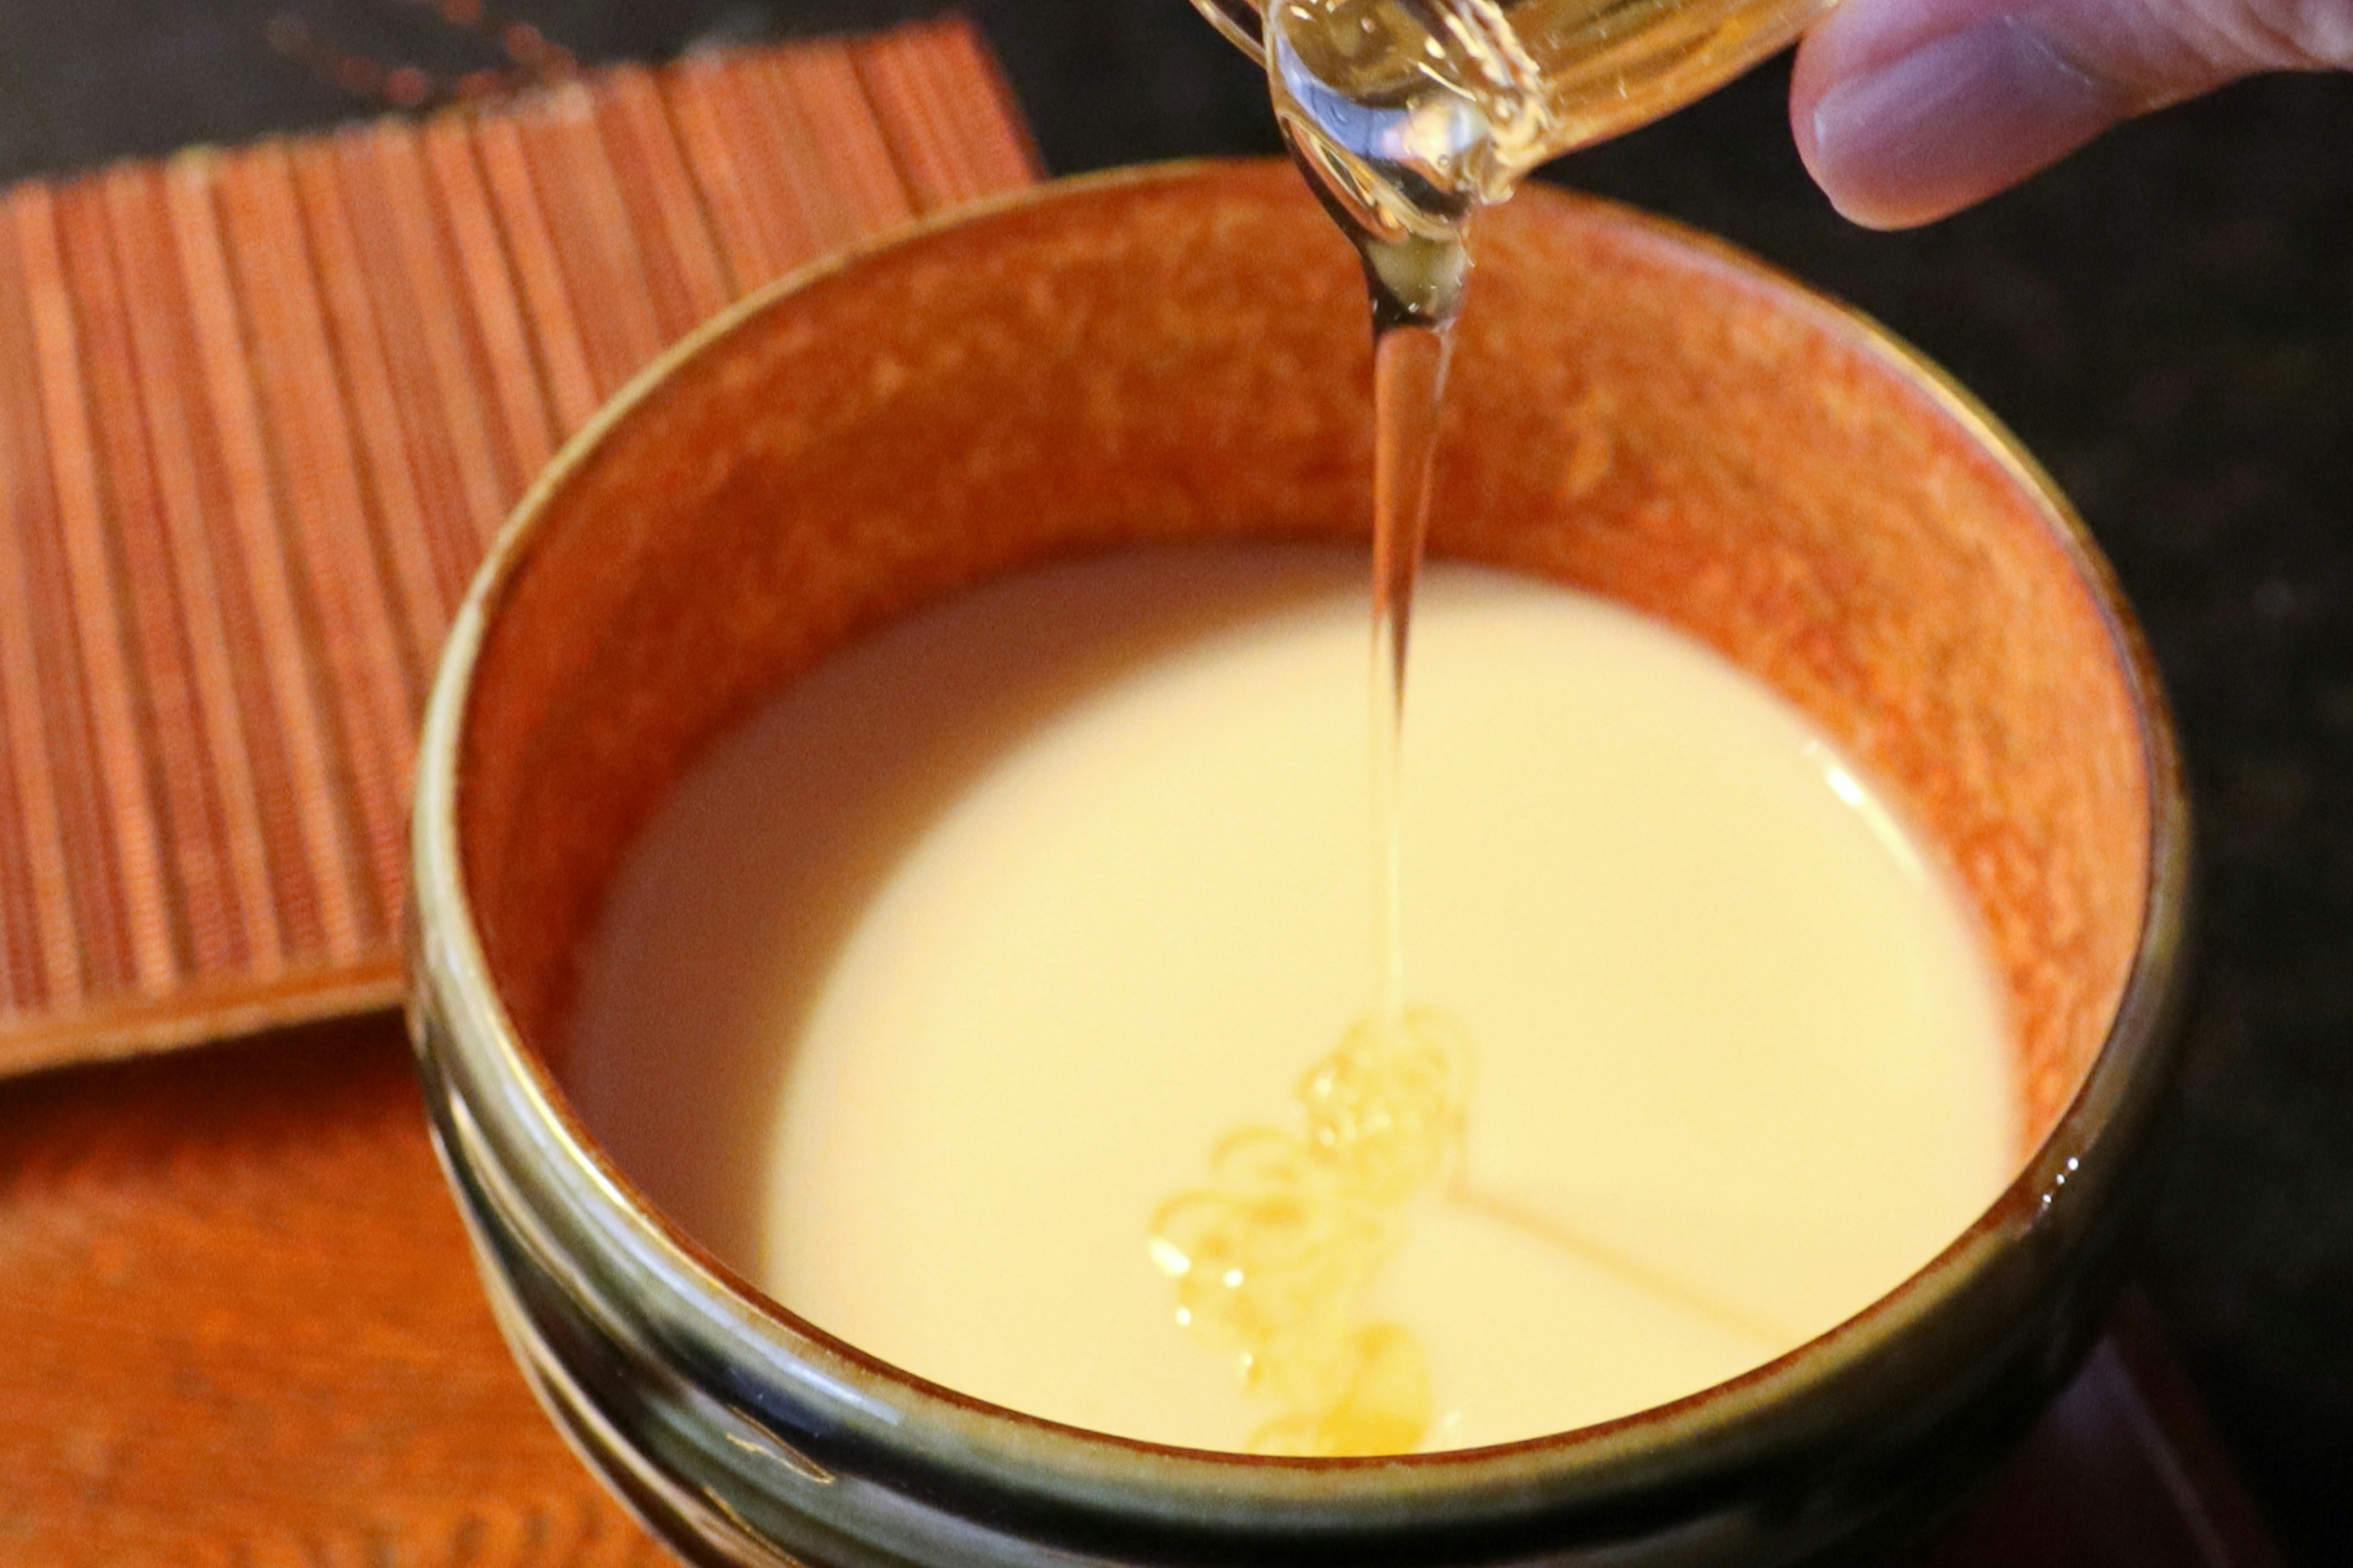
top-left (0, 18), bottom-right (1038, 1078)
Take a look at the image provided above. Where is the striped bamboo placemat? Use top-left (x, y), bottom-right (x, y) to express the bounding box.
top-left (0, 17), bottom-right (1039, 1078)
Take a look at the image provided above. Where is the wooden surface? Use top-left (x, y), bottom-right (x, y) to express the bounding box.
top-left (0, 1017), bottom-right (657, 1564)
top-left (0, 18), bottom-right (1037, 1080)
top-left (0, 18), bottom-right (2283, 1561)
top-left (0, 1011), bottom-right (2279, 1566)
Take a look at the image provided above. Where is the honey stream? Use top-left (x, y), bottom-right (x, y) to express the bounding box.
top-left (1146, 323), bottom-right (1469, 1458)
top-left (1149, 0), bottom-right (1802, 1454)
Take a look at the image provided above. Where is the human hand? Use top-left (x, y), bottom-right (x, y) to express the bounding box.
top-left (1789, 0), bottom-right (2351, 224)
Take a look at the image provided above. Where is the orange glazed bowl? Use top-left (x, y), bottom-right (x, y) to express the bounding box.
top-left (407, 161), bottom-right (2189, 1567)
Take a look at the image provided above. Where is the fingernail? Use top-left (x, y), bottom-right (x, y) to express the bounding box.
top-left (1809, 16), bottom-right (2120, 227)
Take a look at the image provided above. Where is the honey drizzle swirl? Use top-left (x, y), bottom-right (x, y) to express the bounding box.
top-left (1148, 1007), bottom-right (1472, 1455)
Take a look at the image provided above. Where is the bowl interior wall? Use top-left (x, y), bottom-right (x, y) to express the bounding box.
top-left (455, 165), bottom-right (2147, 1154)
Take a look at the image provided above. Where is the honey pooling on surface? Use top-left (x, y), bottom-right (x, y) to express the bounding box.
top-left (1148, 1007), bottom-right (1472, 1455)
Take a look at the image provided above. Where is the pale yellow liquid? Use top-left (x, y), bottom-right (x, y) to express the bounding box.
top-left (1209, 0), bottom-right (1835, 192)
top-left (1211, 0), bottom-right (1853, 1452)
top-left (566, 544), bottom-right (2019, 1455)
top-left (1207, 0), bottom-right (1833, 325)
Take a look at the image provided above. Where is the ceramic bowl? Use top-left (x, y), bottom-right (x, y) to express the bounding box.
top-left (407, 161), bottom-right (2190, 1567)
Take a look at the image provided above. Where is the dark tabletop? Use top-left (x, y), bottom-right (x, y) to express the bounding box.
top-left (1, 0), bottom-right (2346, 1559)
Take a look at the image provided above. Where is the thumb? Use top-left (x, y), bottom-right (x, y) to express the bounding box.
top-left (1790, 0), bottom-right (2353, 225)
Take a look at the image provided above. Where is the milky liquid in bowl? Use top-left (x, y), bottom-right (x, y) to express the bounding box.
top-left (563, 542), bottom-right (2018, 1455)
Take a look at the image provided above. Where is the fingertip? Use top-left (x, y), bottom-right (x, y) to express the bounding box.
top-left (1789, 33), bottom-right (1965, 229)
top-left (1791, 8), bottom-right (2126, 228)
top-left (1788, 35), bottom-right (1904, 227)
